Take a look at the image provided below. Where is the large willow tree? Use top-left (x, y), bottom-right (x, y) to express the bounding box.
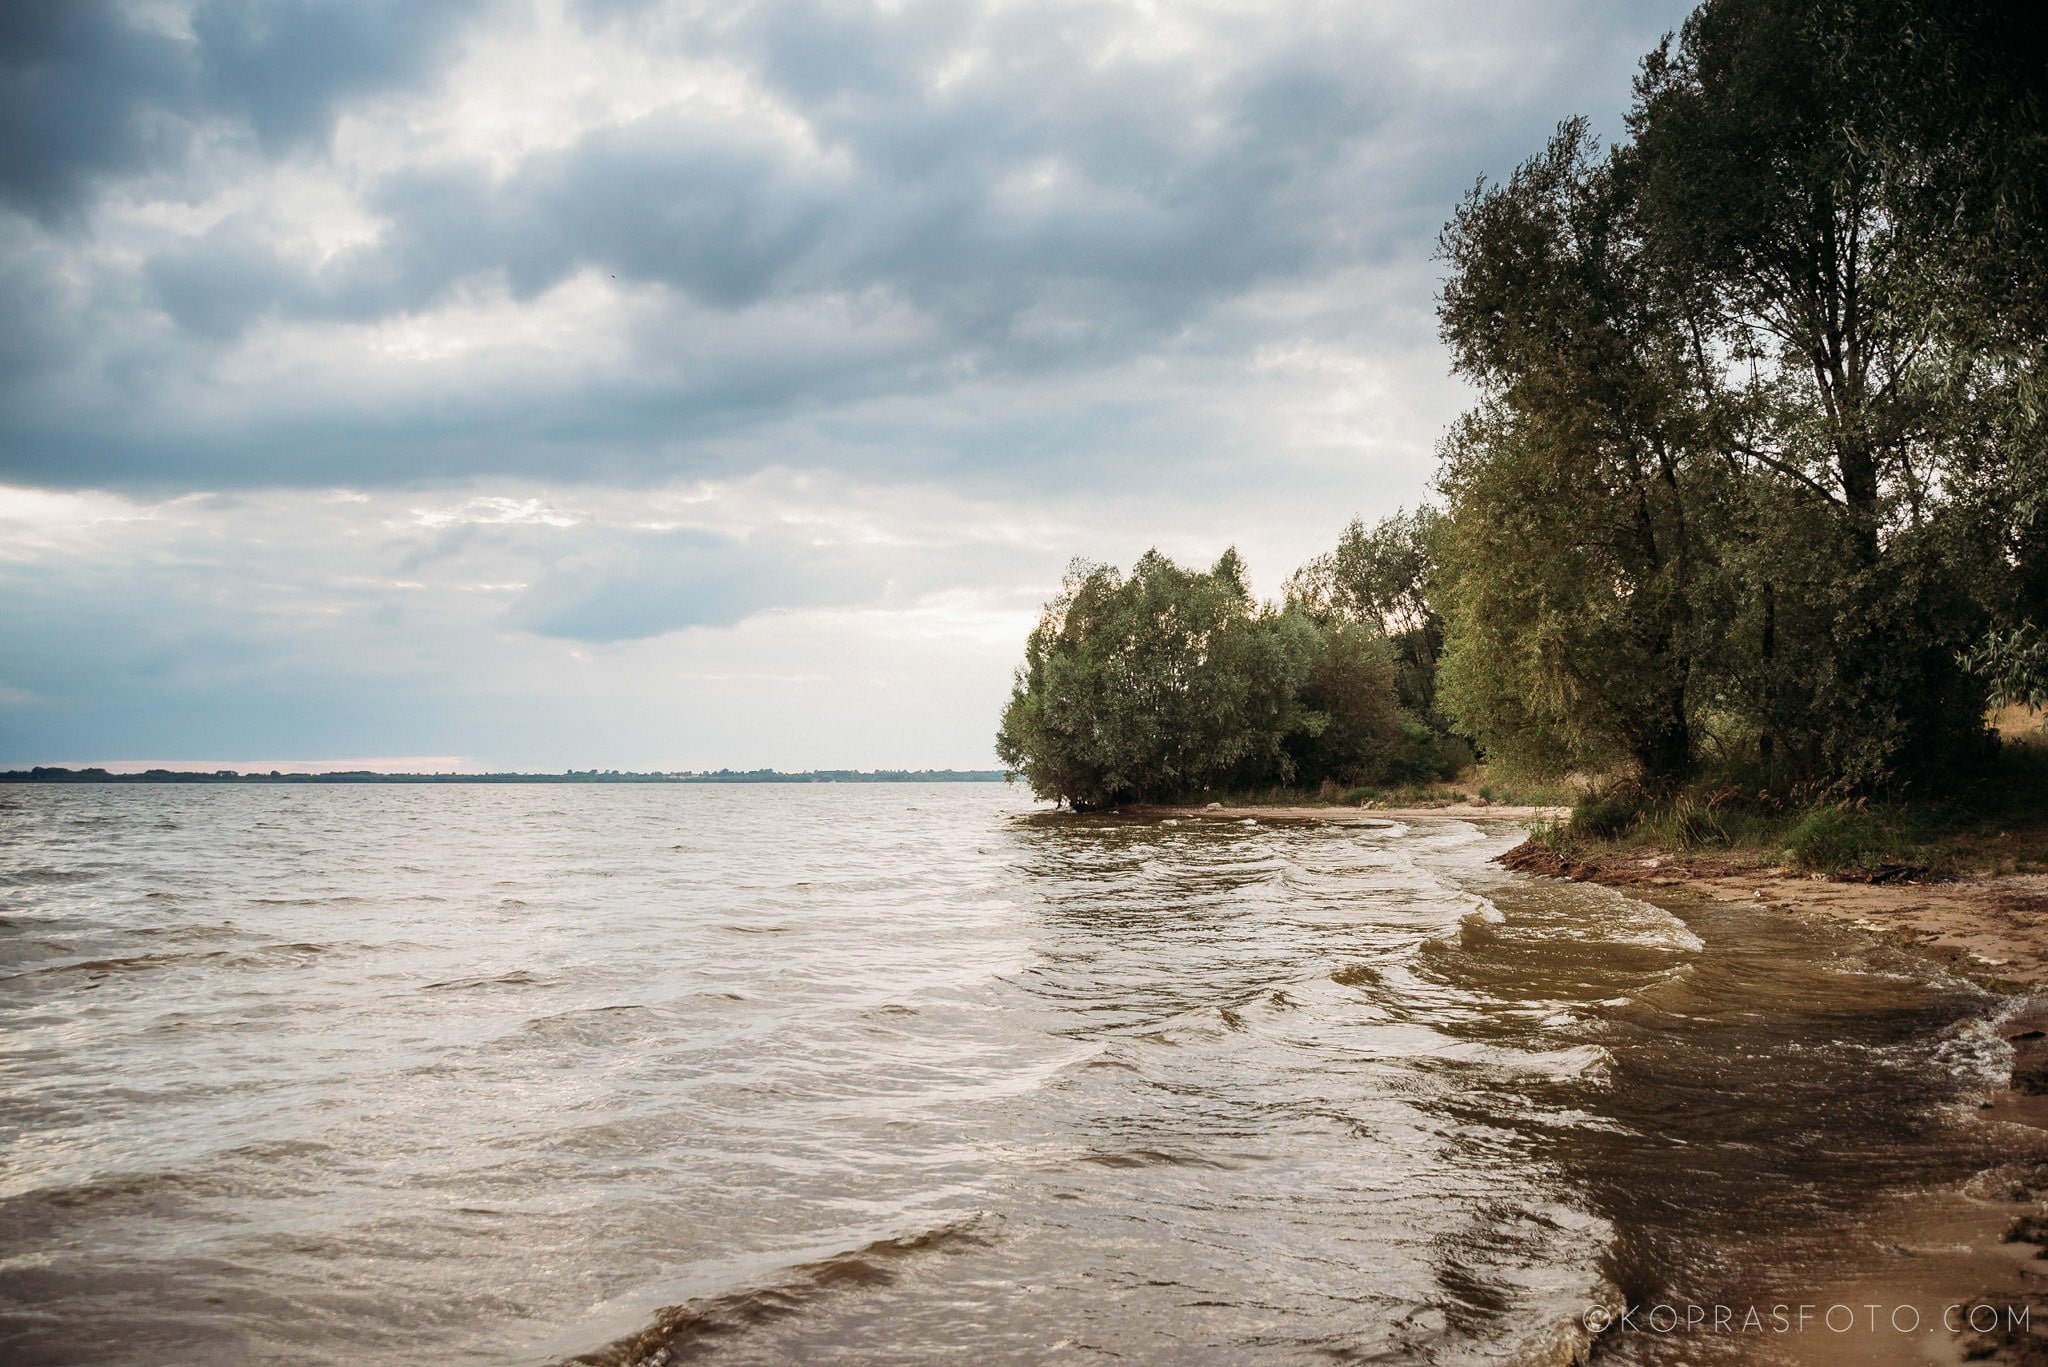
top-left (1436, 122), bottom-right (1722, 782)
top-left (1435, 0), bottom-right (2044, 787)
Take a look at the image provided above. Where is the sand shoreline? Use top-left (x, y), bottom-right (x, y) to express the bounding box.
top-left (1140, 801), bottom-right (2048, 1364)
top-left (1123, 800), bottom-right (1570, 824)
top-left (1496, 840), bottom-right (2048, 1363)
top-left (1144, 797), bottom-right (2045, 992)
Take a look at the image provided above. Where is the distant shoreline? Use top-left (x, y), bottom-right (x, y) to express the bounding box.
top-left (0, 767), bottom-right (1009, 785)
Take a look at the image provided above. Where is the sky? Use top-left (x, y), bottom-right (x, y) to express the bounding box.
top-left (0, 0), bottom-right (1694, 772)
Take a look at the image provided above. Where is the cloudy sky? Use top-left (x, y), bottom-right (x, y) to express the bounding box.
top-left (1, 0), bottom-right (1690, 772)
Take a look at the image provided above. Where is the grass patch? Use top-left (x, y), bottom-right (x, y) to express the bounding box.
top-left (1207, 744), bottom-right (2046, 879)
top-left (1545, 744), bottom-right (2048, 874)
top-left (1558, 784), bottom-right (1925, 872)
top-left (1780, 805), bottom-right (1919, 874)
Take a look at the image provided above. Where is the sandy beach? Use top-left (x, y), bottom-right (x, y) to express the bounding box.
top-left (1520, 848), bottom-right (2048, 1365)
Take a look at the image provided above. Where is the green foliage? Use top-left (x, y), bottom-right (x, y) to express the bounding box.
top-left (1462, 765), bottom-right (1585, 809)
top-left (995, 550), bottom-right (1282, 809)
top-left (1782, 806), bottom-right (1912, 875)
top-left (1284, 619), bottom-right (1405, 784)
top-left (1434, 121), bottom-right (1715, 783)
top-left (1566, 783), bottom-right (1739, 848)
top-left (996, 550), bottom-right (1449, 809)
top-left (1535, 744), bottom-right (2044, 873)
top-left (1645, 793), bottom-right (1728, 849)
top-left (1285, 509), bottom-right (1446, 721)
top-left (1430, 0), bottom-right (2041, 792)
top-left (1968, 626), bottom-right (2048, 719)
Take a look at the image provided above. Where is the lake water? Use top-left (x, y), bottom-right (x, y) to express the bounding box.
top-left (0, 784), bottom-right (2032, 1364)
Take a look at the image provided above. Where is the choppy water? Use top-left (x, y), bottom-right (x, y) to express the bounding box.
top-left (0, 784), bottom-right (2033, 1366)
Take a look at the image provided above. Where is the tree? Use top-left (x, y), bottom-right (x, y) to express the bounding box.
top-left (1433, 121), bottom-right (1720, 782)
top-left (1626, 0), bottom-right (2013, 781)
top-left (996, 550), bottom-right (1440, 808)
top-left (1284, 616), bottom-right (1413, 786)
top-left (1430, 0), bottom-right (2042, 788)
top-left (996, 551), bottom-right (1299, 808)
top-left (1285, 508), bottom-right (1446, 721)
top-left (1889, 2), bottom-right (2048, 727)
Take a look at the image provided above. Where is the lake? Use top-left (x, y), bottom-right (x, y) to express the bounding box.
top-left (0, 784), bottom-right (2025, 1364)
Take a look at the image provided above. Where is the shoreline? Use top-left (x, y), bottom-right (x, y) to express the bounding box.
top-left (1147, 801), bottom-right (2048, 1364)
top-left (1123, 800), bottom-right (1570, 824)
top-left (1494, 839), bottom-right (2048, 996)
top-left (1496, 840), bottom-right (2048, 1362)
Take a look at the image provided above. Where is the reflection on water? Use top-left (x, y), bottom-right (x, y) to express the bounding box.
top-left (0, 786), bottom-right (2031, 1365)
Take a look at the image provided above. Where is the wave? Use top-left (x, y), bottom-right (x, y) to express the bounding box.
top-left (1517, 1043), bottom-right (1616, 1084)
top-left (8, 949), bottom-right (231, 978)
top-left (1499, 1278), bottom-right (1620, 1367)
top-left (562, 1216), bottom-right (994, 1367)
top-left (0, 866), bottom-right (99, 884)
top-left (517, 1003), bottom-right (659, 1046)
top-left (1071, 1146), bottom-right (1248, 1170)
top-left (0, 1141), bottom-right (331, 1229)
top-left (424, 969), bottom-right (546, 991)
top-left (1, 1165), bottom-right (237, 1222)
top-left (6, 940), bottom-right (356, 982)
top-left (1932, 1005), bottom-right (2033, 1096)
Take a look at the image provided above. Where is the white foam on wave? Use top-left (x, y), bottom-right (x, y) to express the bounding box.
top-left (1462, 892), bottom-right (1507, 924)
top-left (1519, 1042), bottom-right (1616, 1084)
top-left (1937, 1009), bottom-right (2024, 1093)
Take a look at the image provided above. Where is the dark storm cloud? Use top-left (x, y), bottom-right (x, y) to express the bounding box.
top-left (506, 528), bottom-right (880, 640)
top-left (0, 0), bottom-right (1695, 492)
top-left (504, 520), bottom-right (1051, 643)
top-left (146, 120), bottom-right (843, 333)
top-left (141, 21), bottom-right (1388, 338)
top-left (0, 0), bottom-right (487, 220)
top-left (0, 3), bottom-right (188, 219)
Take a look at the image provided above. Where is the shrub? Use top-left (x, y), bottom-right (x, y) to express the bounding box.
top-left (1570, 785), bottom-right (1644, 840)
top-left (1783, 805), bottom-right (1904, 874)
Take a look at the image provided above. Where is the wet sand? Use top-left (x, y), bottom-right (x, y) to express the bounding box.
top-left (1782, 1091), bottom-right (2048, 1367)
top-left (1501, 842), bottom-right (2048, 1364)
top-left (1497, 845), bottom-right (2048, 996)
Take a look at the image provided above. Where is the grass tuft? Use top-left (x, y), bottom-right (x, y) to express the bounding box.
top-left (1781, 804), bottom-right (1920, 874)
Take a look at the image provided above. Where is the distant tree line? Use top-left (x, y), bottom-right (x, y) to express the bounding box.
top-left (1000, 0), bottom-right (2045, 808)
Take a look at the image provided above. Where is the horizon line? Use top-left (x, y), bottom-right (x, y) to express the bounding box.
top-left (3, 764), bottom-right (1010, 783)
